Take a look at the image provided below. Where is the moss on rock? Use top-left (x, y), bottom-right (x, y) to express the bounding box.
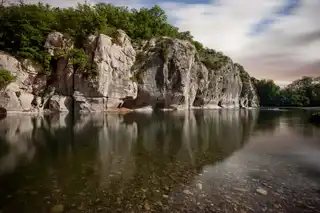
top-left (0, 69), bottom-right (15, 88)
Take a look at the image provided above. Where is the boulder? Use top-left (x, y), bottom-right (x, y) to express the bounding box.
top-left (48, 95), bottom-right (72, 112)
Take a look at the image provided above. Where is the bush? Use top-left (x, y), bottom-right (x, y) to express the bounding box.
top-left (199, 48), bottom-right (230, 71)
top-left (0, 69), bottom-right (15, 88)
top-left (0, 2), bottom-right (249, 79)
top-left (69, 48), bottom-right (87, 70)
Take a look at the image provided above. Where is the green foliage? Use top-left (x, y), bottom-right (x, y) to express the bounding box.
top-left (178, 31), bottom-right (193, 41)
top-left (158, 40), bottom-right (170, 61)
top-left (253, 76), bottom-right (320, 107)
top-left (84, 62), bottom-right (99, 76)
top-left (41, 52), bottom-right (52, 73)
top-left (0, 2), bottom-right (248, 79)
top-left (192, 41), bottom-right (204, 52)
top-left (236, 63), bottom-right (252, 95)
top-left (0, 69), bottom-right (15, 88)
top-left (131, 70), bottom-right (144, 84)
top-left (199, 48), bottom-right (230, 71)
top-left (254, 79), bottom-right (281, 106)
top-left (55, 4), bottom-right (107, 48)
top-left (0, 3), bottom-right (56, 61)
top-left (69, 48), bottom-right (87, 70)
top-left (0, 3), bottom-right (183, 65)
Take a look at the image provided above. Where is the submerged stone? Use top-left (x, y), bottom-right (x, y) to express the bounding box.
top-left (256, 188), bottom-right (268, 195)
top-left (50, 204), bottom-right (64, 213)
top-left (183, 189), bottom-right (193, 195)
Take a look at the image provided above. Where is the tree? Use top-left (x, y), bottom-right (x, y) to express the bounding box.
top-left (254, 76), bottom-right (320, 107)
top-left (254, 79), bottom-right (281, 106)
top-left (0, 2), bottom-right (247, 79)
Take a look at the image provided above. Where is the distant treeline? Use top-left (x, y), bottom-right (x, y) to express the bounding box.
top-left (253, 76), bottom-right (320, 107)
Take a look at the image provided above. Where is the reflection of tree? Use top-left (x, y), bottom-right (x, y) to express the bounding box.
top-left (98, 109), bottom-right (259, 212)
top-left (254, 110), bottom-right (282, 133)
top-left (285, 110), bottom-right (320, 138)
top-left (0, 114), bottom-right (103, 213)
top-left (254, 109), bottom-right (320, 138)
top-left (0, 110), bottom-right (258, 212)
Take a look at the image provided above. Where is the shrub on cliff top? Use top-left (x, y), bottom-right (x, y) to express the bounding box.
top-left (0, 3), bottom-right (183, 59)
top-left (0, 69), bottom-right (15, 88)
top-left (0, 2), bottom-right (248, 76)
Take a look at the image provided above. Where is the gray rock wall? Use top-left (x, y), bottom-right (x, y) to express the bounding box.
top-left (0, 30), bottom-right (259, 113)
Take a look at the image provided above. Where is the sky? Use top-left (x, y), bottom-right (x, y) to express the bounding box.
top-left (9, 0), bottom-right (320, 86)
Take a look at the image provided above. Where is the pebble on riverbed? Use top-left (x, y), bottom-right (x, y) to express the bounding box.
top-left (196, 183), bottom-right (203, 190)
top-left (50, 204), bottom-right (64, 213)
top-left (256, 188), bottom-right (268, 195)
top-left (183, 189), bottom-right (193, 195)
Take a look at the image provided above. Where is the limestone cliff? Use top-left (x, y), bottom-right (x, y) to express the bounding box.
top-left (0, 30), bottom-right (259, 113)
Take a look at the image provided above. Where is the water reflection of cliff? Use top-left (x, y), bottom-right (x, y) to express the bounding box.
top-left (0, 110), bottom-right (258, 212)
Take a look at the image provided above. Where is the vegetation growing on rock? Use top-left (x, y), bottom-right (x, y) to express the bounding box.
top-left (236, 63), bottom-right (250, 93)
top-left (0, 2), bottom-right (234, 76)
top-left (0, 2), bottom-right (262, 112)
top-left (198, 49), bottom-right (230, 71)
top-left (0, 69), bottom-right (15, 88)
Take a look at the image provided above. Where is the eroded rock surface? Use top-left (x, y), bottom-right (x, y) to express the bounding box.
top-left (0, 51), bottom-right (46, 112)
top-left (125, 37), bottom-right (202, 110)
top-left (0, 31), bottom-right (259, 113)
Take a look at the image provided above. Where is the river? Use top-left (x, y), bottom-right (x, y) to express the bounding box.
top-left (0, 109), bottom-right (319, 213)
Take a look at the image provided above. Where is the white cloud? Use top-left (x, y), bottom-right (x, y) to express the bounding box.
top-left (8, 0), bottom-right (320, 85)
top-left (160, 0), bottom-right (320, 84)
top-left (161, 0), bottom-right (282, 56)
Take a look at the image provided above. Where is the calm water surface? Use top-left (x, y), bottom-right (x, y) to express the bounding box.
top-left (0, 109), bottom-right (320, 213)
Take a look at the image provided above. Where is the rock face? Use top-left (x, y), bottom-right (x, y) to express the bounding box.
top-left (0, 30), bottom-right (259, 113)
top-left (0, 51), bottom-right (47, 112)
top-left (74, 30), bottom-right (137, 112)
top-left (194, 60), bottom-right (242, 109)
top-left (126, 37), bottom-right (258, 109)
top-left (239, 68), bottom-right (259, 108)
top-left (125, 37), bottom-right (202, 109)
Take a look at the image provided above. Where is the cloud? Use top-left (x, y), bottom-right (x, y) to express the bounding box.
top-left (8, 0), bottom-right (320, 85)
top-left (250, 0), bottom-right (301, 36)
top-left (160, 0), bottom-right (320, 84)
